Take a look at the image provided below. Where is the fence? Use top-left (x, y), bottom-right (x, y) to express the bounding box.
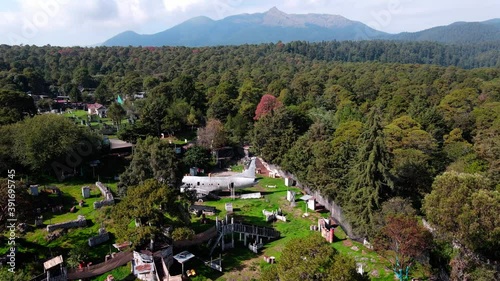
top-left (266, 162), bottom-right (357, 239)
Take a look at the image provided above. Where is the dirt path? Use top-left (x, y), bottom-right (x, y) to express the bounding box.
top-left (67, 251), bottom-right (133, 280)
top-left (173, 226), bottom-right (218, 248)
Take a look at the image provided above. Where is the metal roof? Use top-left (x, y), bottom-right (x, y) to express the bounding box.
top-left (43, 255), bottom-right (63, 270)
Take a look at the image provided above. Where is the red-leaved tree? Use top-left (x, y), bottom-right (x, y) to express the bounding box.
top-left (375, 215), bottom-right (432, 281)
top-left (254, 94), bottom-right (282, 120)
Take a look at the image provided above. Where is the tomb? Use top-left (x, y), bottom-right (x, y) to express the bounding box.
top-left (81, 186), bottom-right (91, 198)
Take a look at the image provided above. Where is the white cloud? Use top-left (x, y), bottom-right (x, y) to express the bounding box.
top-left (162, 0), bottom-right (204, 12)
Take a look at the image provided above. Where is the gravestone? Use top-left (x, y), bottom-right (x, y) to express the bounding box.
top-left (82, 186), bottom-right (90, 198)
top-left (35, 216), bottom-right (43, 227)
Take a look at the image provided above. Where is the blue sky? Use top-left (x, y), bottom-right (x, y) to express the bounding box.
top-left (0, 0), bottom-right (498, 46)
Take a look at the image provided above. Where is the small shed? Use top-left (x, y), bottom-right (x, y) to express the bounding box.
top-left (173, 251), bottom-right (195, 275)
top-left (286, 190), bottom-right (296, 202)
top-left (43, 255), bottom-right (66, 280)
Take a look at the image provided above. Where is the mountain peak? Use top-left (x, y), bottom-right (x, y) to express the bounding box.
top-left (267, 6), bottom-right (285, 15)
top-left (263, 6), bottom-right (302, 27)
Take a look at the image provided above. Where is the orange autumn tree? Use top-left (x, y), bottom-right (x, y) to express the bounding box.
top-left (254, 94), bottom-right (282, 120)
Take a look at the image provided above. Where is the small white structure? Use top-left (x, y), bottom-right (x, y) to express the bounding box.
top-left (363, 238), bottom-right (373, 250)
top-left (262, 209), bottom-right (276, 222)
top-left (225, 203), bottom-right (233, 212)
top-left (173, 251), bottom-right (195, 276)
top-left (357, 263), bottom-right (364, 274)
top-left (249, 239), bottom-right (264, 253)
top-left (307, 198), bottom-right (316, 211)
top-left (82, 186), bottom-right (91, 198)
top-left (276, 214), bottom-right (287, 222)
top-left (30, 185), bottom-right (39, 196)
top-left (43, 255), bottom-right (67, 281)
top-left (240, 192), bottom-right (262, 199)
top-left (284, 177), bottom-right (295, 187)
top-left (286, 190), bottom-right (295, 202)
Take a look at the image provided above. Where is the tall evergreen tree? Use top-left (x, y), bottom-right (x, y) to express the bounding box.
top-left (345, 107), bottom-right (394, 238)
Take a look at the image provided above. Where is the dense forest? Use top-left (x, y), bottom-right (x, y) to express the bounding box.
top-left (0, 40), bottom-right (499, 280)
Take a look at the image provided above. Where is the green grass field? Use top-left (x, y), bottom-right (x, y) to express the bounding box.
top-left (63, 109), bottom-right (127, 139)
top-left (185, 177), bottom-right (397, 281)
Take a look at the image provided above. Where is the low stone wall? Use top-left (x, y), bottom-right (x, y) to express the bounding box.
top-left (96, 182), bottom-right (114, 201)
top-left (46, 215), bottom-right (86, 233)
top-left (88, 232), bottom-right (110, 247)
top-left (94, 182), bottom-right (114, 209)
top-left (94, 199), bottom-right (114, 209)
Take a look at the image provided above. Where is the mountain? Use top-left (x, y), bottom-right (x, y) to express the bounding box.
top-left (103, 7), bottom-right (387, 47)
top-left (102, 7), bottom-right (500, 47)
top-left (386, 21), bottom-right (500, 43)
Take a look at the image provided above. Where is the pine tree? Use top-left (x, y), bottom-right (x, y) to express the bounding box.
top-left (345, 107), bottom-right (394, 238)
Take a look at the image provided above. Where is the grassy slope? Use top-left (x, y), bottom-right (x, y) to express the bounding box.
top-left (1, 180), bottom-right (121, 277)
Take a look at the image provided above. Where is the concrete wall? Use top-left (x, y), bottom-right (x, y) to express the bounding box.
top-left (47, 215), bottom-right (86, 232)
top-left (94, 199), bottom-right (114, 209)
top-left (96, 182), bottom-right (113, 201)
top-left (94, 182), bottom-right (114, 209)
top-left (88, 232), bottom-right (110, 247)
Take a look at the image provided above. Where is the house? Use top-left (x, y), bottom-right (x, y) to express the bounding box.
top-left (87, 103), bottom-right (107, 117)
